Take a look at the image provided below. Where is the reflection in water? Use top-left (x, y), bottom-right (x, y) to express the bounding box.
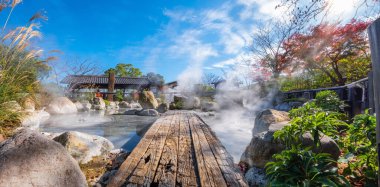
top-left (40, 111), bottom-right (158, 151)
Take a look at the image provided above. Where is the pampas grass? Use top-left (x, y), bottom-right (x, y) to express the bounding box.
top-left (0, 0), bottom-right (51, 136)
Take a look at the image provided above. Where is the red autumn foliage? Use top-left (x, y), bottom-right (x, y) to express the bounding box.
top-left (287, 20), bottom-right (371, 85)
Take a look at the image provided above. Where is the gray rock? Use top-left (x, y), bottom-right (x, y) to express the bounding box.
top-left (130, 102), bottom-right (142, 109)
top-left (119, 101), bottom-right (131, 108)
top-left (253, 109), bottom-right (290, 135)
top-left (123, 109), bottom-right (141, 115)
top-left (241, 122), bottom-right (341, 168)
top-left (201, 101), bottom-right (220, 111)
top-left (21, 110), bottom-right (50, 130)
top-left (74, 101), bottom-right (84, 111)
top-left (157, 103), bottom-right (169, 113)
top-left (93, 97), bottom-right (106, 110)
top-left (245, 167), bottom-right (267, 187)
top-left (0, 129), bottom-right (87, 187)
top-left (47, 97), bottom-right (78, 114)
top-left (53, 131), bottom-right (114, 164)
top-left (136, 109), bottom-right (159, 116)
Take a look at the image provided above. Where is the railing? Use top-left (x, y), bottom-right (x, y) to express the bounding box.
top-left (281, 77), bottom-right (370, 118)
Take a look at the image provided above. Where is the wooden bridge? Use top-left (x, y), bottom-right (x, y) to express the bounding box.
top-left (108, 111), bottom-right (247, 187)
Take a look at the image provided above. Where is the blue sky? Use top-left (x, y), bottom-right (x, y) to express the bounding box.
top-left (0, 0), bottom-right (367, 82)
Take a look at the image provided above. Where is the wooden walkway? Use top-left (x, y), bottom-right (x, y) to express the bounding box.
top-left (108, 111), bottom-right (247, 187)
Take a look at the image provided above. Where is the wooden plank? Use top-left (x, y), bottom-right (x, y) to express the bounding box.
top-left (195, 115), bottom-right (248, 187)
top-left (188, 113), bottom-right (227, 187)
top-left (107, 115), bottom-right (170, 187)
top-left (153, 113), bottom-right (180, 186)
top-left (176, 113), bottom-right (198, 186)
top-left (127, 113), bottom-right (175, 185)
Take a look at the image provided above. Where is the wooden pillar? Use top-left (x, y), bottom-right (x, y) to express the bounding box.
top-left (368, 18), bottom-right (380, 183)
top-left (369, 71), bottom-right (375, 114)
top-left (108, 72), bottom-right (115, 101)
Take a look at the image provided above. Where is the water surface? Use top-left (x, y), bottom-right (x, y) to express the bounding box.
top-left (40, 110), bottom-right (158, 152)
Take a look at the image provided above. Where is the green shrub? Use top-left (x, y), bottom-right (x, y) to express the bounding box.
top-left (103, 99), bottom-right (110, 106)
top-left (275, 110), bottom-right (347, 148)
top-left (266, 146), bottom-right (350, 186)
top-left (340, 112), bottom-right (378, 185)
top-left (315, 90), bottom-right (346, 112)
top-left (116, 90), bottom-right (124, 101)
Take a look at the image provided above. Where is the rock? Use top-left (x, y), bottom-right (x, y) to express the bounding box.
top-left (156, 98), bottom-right (162, 105)
top-left (183, 96), bottom-right (201, 110)
top-left (0, 129), bottom-right (87, 186)
top-left (53, 131), bottom-right (114, 164)
top-left (21, 110), bottom-right (50, 130)
top-left (41, 132), bottom-right (62, 139)
top-left (240, 122), bottom-right (341, 168)
top-left (22, 97), bottom-right (35, 112)
top-left (0, 134), bottom-right (4, 142)
top-left (201, 101), bottom-right (220, 112)
top-left (82, 101), bottom-right (92, 111)
top-left (1, 101), bottom-right (22, 112)
top-left (139, 91), bottom-right (159, 109)
top-left (123, 109), bottom-right (141, 115)
top-left (74, 101), bottom-right (84, 111)
top-left (192, 97), bottom-right (201, 109)
top-left (119, 101), bottom-right (131, 108)
top-left (157, 103), bottom-right (169, 113)
top-left (130, 102), bottom-right (142, 109)
top-left (93, 97), bottom-right (106, 110)
top-left (245, 167), bottom-right (267, 187)
top-left (47, 97), bottom-right (78, 114)
top-left (136, 109), bottom-right (159, 116)
top-left (108, 101), bottom-right (118, 109)
top-left (252, 109), bottom-right (290, 135)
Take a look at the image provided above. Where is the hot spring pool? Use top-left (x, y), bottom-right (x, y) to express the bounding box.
top-left (40, 110), bottom-right (158, 152)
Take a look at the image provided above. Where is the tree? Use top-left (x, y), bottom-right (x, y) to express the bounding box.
top-left (146, 72), bottom-right (164, 87)
top-left (251, 21), bottom-right (301, 78)
top-left (288, 20), bottom-right (370, 85)
top-left (202, 73), bottom-right (223, 85)
top-left (104, 63), bottom-right (142, 77)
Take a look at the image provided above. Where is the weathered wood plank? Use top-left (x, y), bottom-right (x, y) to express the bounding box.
top-left (108, 111), bottom-right (248, 187)
top-left (176, 113), bottom-right (198, 186)
top-left (107, 115), bottom-right (170, 187)
top-left (189, 113), bottom-right (227, 187)
top-left (195, 115), bottom-right (248, 187)
top-left (153, 113), bottom-right (180, 186)
top-left (128, 113), bottom-right (175, 185)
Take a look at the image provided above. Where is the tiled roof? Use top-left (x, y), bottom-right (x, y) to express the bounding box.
top-left (61, 75), bottom-right (150, 85)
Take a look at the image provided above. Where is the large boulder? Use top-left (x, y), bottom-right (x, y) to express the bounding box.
top-left (93, 97), bottom-right (106, 110)
top-left (74, 101), bottom-right (84, 111)
top-left (139, 91), bottom-right (159, 109)
top-left (21, 110), bottom-right (50, 130)
top-left (53, 131), bottom-right (114, 164)
top-left (253, 109), bottom-right (290, 135)
top-left (240, 121), bottom-right (341, 168)
top-left (0, 134), bottom-right (4, 142)
top-left (244, 167), bottom-right (267, 187)
top-left (0, 129), bottom-right (87, 186)
top-left (136, 109), bottom-right (159, 116)
top-left (47, 97), bottom-right (78, 114)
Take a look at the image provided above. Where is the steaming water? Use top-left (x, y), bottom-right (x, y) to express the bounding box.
top-left (40, 111), bottom-right (158, 152)
top-left (201, 108), bottom-right (255, 163)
